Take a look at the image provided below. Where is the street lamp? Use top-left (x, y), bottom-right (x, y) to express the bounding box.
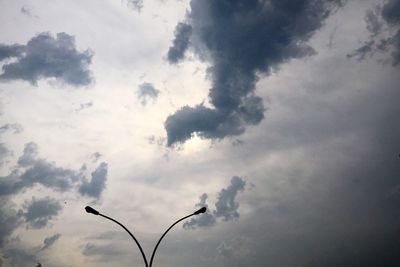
top-left (85, 205), bottom-right (207, 267)
top-left (85, 206), bottom-right (149, 267)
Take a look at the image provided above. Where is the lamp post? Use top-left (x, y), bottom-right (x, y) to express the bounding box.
top-left (85, 206), bottom-right (207, 267)
top-left (85, 206), bottom-right (149, 267)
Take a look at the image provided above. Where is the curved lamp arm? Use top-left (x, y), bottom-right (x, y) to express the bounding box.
top-left (85, 206), bottom-right (149, 267)
top-left (149, 207), bottom-right (207, 267)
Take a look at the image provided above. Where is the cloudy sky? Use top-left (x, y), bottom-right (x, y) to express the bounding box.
top-left (1, 0), bottom-right (400, 266)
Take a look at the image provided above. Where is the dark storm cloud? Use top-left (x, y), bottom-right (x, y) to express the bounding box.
top-left (165, 0), bottom-right (345, 146)
top-left (165, 104), bottom-right (243, 145)
top-left (137, 82), bottom-right (159, 105)
top-left (348, 0), bottom-right (400, 66)
top-left (79, 162), bottom-right (108, 198)
top-left (184, 176), bottom-right (246, 229)
top-left (0, 44), bottom-right (25, 61)
top-left (167, 23), bottom-right (192, 63)
top-left (0, 123), bottom-right (23, 134)
top-left (40, 233), bottom-right (61, 251)
top-left (382, 0), bottom-right (400, 24)
top-left (0, 32), bottom-right (93, 86)
top-left (23, 197), bottom-right (62, 229)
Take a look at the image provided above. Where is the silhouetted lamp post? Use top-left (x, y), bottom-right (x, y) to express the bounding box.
top-left (85, 205), bottom-right (206, 267)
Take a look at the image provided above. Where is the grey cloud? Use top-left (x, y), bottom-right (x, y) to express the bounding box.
top-left (2, 247), bottom-right (38, 267)
top-left (76, 101), bottom-right (93, 112)
top-left (165, 0), bottom-right (345, 146)
top-left (20, 6), bottom-right (39, 19)
top-left (0, 199), bottom-right (23, 246)
top-left (183, 193), bottom-right (216, 229)
top-left (90, 152), bottom-right (102, 163)
top-left (82, 242), bottom-right (126, 262)
top-left (0, 143), bottom-right (12, 166)
top-left (79, 162), bottom-right (108, 198)
top-left (349, 0), bottom-right (400, 66)
top-left (17, 142), bottom-right (38, 167)
top-left (0, 143), bottom-right (108, 199)
top-left (0, 123), bottom-right (23, 134)
top-left (167, 23), bottom-right (192, 64)
top-left (23, 197), bottom-right (62, 229)
top-left (184, 176), bottom-right (246, 229)
top-left (214, 176), bottom-right (246, 221)
top-left (137, 82), bottom-right (159, 105)
top-left (88, 231), bottom-right (129, 241)
top-left (200, 43), bottom-right (400, 267)
top-left (0, 44), bottom-right (25, 61)
top-left (0, 142), bottom-right (82, 196)
top-left (40, 233), bottom-right (61, 251)
top-left (347, 40), bottom-right (375, 61)
top-left (216, 242), bottom-right (233, 258)
top-left (0, 143), bottom-right (109, 265)
top-left (382, 0), bottom-right (400, 24)
top-left (365, 8), bottom-right (383, 36)
top-left (0, 32), bottom-right (93, 86)
top-left (165, 105), bottom-right (242, 146)
top-left (126, 0), bottom-right (144, 12)
top-left (18, 159), bottom-right (78, 192)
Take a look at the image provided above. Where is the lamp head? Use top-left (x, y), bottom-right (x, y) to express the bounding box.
top-left (85, 206), bottom-right (100, 215)
top-left (194, 207), bottom-right (207, 215)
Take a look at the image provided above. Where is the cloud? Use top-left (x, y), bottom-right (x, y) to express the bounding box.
top-left (1, 247), bottom-right (38, 267)
top-left (164, 0), bottom-right (345, 146)
top-left (82, 242), bottom-right (126, 262)
top-left (0, 142), bottom-right (108, 265)
top-left (137, 82), bottom-right (160, 105)
top-left (0, 123), bottom-right (23, 134)
top-left (79, 162), bottom-right (108, 199)
top-left (0, 143), bottom-right (108, 199)
top-left (0, 32), bottom-right (93, 86)
top-left (0, 143), bottom-right (12, 166)
top-left (348, 0), bottom-right (400, 66)
top-left (23, 197), bottom-right (62, 229)
top-left (90, 152), bottom-right (102, 163)
top-left (40, 233), bottom-right (61, 251)
top-left (0, 44), bottom-right (25, 61)
top-left (183, 176), bottom-right (246, 229)
top-left (167, 23), bottom-right (192, 63)
top-left (214, 176), bottom-right (246, 221)
top-left (17, 142), bottom-right (38, 167)
top-left (76, 101), bottom-right (93, 112)
top-left (20, 6), bottom-right (39, 19)
top-left (0, 143), bottom-right (82, 197)
top-left (216, 242), bottom-right (233, 258)
top-left (382, 0), bottom-right (400, 24)
top-left (0, 199), bottom-right (23, 246)
top-left (183, 193), bottom-right (216, 229)
top-left (126, 0), bottom-right (144, 12)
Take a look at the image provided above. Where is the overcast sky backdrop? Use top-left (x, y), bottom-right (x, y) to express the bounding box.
top-left (1, 0), bottom-right (400, 266)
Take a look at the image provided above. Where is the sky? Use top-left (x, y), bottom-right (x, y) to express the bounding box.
top-left (0, 0), bottom-right (400, 266)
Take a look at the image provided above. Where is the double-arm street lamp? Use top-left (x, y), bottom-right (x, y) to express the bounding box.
top-left (85, 205), bottom-right (207, 267)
